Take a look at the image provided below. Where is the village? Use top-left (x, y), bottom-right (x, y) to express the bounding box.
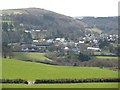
top-left (12, 29), bottom-right (118, 53)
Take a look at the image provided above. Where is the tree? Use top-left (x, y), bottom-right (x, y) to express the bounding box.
top-left (78, 52), bottom-right (91, 62)
top-left (2, 22), bottom-right (9, 32)
top-left (99, 39), bottom-right (110, 49)
top-left (2, 42), bottom-right (13, 58)
top-left (20, 32), bottom-right (32, 43)
top-left (9, 23), bottom-right (14, 32)
top-left (73, 62), bottom-right (78, 66)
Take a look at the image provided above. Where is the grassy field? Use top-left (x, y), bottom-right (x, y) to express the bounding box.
top-left (0, 20), bottom-right (13, 23)
top-left (85, 28), bottom-right (102, 33)
top-left (95, 56), bottom-right (118, 59)
top-left (93, 52), bottom-right (114, 55)
top-left (111, 43), bottom-right (120, 48)
top-left (13, 52), bottom-right (52, 61)
top-left (2, 83), bottom-right (119, 88)
top-left (1, 9), bottom-right (28, 14)
top-left (92, 52), bottom-right (118, 59)
top-left (2, 58), bottom-right (118, 80)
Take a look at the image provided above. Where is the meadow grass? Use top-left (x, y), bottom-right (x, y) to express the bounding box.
top-left (1, 10), bottom-right (28, 14)
top-left (2, 83), bottom-right (119, 88)
top-left (93, 52), bottom-right (114, 55)
top-left (0, 21), bottom-right (13, 23)
top-left (93, 52), bottom-right (118, 59)
top-left (13, 52), bottom-right (52, 61)
top-left (2, 58), bottom-right (118, 80)
top-left (85, 28), bottom-right (102, 33)
top-left (95, 56), bottom-right (118, 59)
top-left (111, 43), bottom-right (120, 47)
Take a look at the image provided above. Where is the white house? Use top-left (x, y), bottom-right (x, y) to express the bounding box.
top-left (46, 39), bottom-right (54, 43)
top-left (25, 30), bottom-right (31, 33)
top-left (64, 47), bottom-right (70, 51)
top-left (79, 41), bottom-right (85, 44)
top-left (87, 47), bottom-right (101, 51)
top-left (33, 40), bottom-right (39, 43)
top-left (55, 38), bottom-right (65, 42)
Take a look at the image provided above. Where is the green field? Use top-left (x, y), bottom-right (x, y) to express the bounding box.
top-left (13, 52), bottom-right (52, 61)
top-left (0, 20), bottom-right (13, 23)
top-left (93, 52), bottom-right (114, 55)
top-left (85, 28), bottom-right (102, 33)
top-left (2, 83), bottom-right (119, 88)
top-left (95, 56), bottom-right (118, 59)
top-left (2, 58), bottom-right (118, 80)
top-left (1, 9), bottom-right (28, 14)
top-left (92, 52), bottom-right (118, 59)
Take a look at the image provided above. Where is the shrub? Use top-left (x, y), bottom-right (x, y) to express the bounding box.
top-left (78, 52), bottom-right (91, 62)
top-left (0, 79), bottom-right (26, 84)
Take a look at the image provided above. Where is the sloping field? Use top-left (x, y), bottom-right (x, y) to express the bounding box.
top-left (2, 83), bottom-right (119, 88)
top-left (95, 56), bottom-right (118, 59)
top-left (2, 58), bottom-right (118, 80)
top-left (93, 52), bottom-right (115, 55)
top-left (13, 52), bottom-right (52, 61)
top-left (1, 9), bottom-right (28, 14)
top-left (85, 28), bottom-right (102, 33)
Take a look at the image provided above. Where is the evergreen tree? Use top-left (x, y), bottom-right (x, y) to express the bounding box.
top-left (9, 23), bottom-right (14, 32)
top-left (2, 22), bottom-right (9, 32)
top-left (78, 52), bottom-right (91, 62)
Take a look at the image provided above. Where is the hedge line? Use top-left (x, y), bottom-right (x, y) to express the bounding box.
top-left (35, 78), bottom-right (120, 84)
top-left (91, 55), bottom-right (118, 57)
top-left (0, 79), bottom-right (27, 84)
top-left (22, 60), bottom-right (58, 65)
top-left (0, 78), bottom-right (120, 84)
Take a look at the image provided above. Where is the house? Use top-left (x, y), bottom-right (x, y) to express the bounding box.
top-left (87, 47), bottom-right (101, 51)
top-left (32, 30), bottom-right (41, 32)
top-left (22, 47), bottom-right (37, 52)
top-left (21, 43), bottom-right (32, 47)
top-left (0, 14), bottom-right (2, 16)
top-left (64, 47), bottom-right (70, 51)
top-left (62, 42), bottom-right (68, 46)
top-left (34, 43), bottom-right (50, 50)
top-left (21, 43), bottom-right (38, 52)
top-left (71, 46), bottom-right (80, 52)
top-left (55, 38), bottom-right (65, 42)
top-left (33, 40), bottom-right (39, 43)
top-left (46, 39), bottom-right (54, 43)
top-left (25, 30), bottom-right (31, 33)
top-left (93, 39), bottom-right (98, 43)
top-left (79, 41), bottom-right (85, 44)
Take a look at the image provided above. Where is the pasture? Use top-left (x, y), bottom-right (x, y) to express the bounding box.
top-left (92, 51), bottom-right (118, 59)
top-left (13, 52), bottom-right (52, 61)
top-left (93, 52), bottom-right (114, 55)
top-left (2, 83), bottom-right (119, 88)
top-left (85, 28), bottom-right (102, 33)
top-left (0, 20), bottom-right (13, 23)
top-left (2, 58), bottom-right (118, 80)
top-left (95, 56), bottom-right (118, 59)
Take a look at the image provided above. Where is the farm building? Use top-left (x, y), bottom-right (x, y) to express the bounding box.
top-left (87, 47), bottom-right (101, 51)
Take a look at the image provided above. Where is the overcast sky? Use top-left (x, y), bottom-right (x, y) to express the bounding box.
top-left (0, 0), bottom-right (119, 17)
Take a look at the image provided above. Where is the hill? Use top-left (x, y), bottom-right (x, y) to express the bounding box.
top-left (1, 8), bottom-right (87, 40)
top-left (79, 16), bottom-right (118, 34)
top-left (1, 8), bottom-right (118, 43)
top-left (13, 52), bottom-right (52, 61)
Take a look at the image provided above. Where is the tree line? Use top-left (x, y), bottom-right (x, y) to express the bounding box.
top-left (2, 22), bottom-right (32, 58)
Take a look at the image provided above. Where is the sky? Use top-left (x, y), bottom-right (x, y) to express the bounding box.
top-left (0, 0), bottom-right (119, 17)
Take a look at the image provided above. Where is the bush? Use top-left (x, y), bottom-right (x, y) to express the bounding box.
top-left (35, 78), bottom-right (120, 84)
top-left (78, 52), bottom-right (91, 62)
top-left (0, 79), bottom-right (27, 84)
